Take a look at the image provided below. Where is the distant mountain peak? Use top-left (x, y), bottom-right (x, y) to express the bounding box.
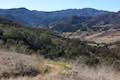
top-left (9, 7), bottom-right (29, 11)
top-left (17, 7), bottom-right (28, 10)
top-left (81, 8), bottom-right (97, 10)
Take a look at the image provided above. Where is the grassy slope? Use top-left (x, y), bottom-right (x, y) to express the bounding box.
top-left (62, 31), bottom-right (120, 44)
top-left (0, 49), bottom-right (71, 80)
top-left (0, 49), bottom-right (120, 80)
top-left (1, 18), bottom-right (120, 80)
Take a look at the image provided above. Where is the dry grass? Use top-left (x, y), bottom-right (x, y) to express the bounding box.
top-left (0, 49), bottom-right (120, 80)
top-left (0, 49), bottom-right (46, 79)
top-left (63, 31), bottom-right (120, 44)
top-left (1, 63), bottom-right (120, 80)
top-left (52, 63), bottom-right (120, 80)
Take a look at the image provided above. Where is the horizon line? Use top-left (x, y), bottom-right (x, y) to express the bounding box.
top-left (0, 7), bottom-right (118, 12)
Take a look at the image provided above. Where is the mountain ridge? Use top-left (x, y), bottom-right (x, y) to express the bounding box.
top-left (0, 7), bottom-right (111, 27)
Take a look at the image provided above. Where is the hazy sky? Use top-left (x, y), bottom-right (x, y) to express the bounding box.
top-left (0, 0), bottom-right (120, 11)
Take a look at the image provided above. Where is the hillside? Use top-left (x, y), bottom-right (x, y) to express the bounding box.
top-left (0, 17), bottom-right (97, 60)
top-left (62, 30), bottom-right (120, 44)
top-left (59, 11), bottom-right (120, 44)
top-left (50, 16), bottom-right (91, 32)
top-left (1, 8), bottom-right (120, 33)
top-left (0, 17), bottom-right (120, 66)
top-left (0, 8), bottom-right (110, 27)
top-left (52, 11), bottom-right (120, 32)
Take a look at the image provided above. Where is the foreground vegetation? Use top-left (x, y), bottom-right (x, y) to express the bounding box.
top-left (0, 49), bottom-right (120, 80)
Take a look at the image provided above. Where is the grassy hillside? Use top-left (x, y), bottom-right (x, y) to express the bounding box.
top-left (62, 31), bottom-right (120, 44)
top-left (0, 17), bottom-right (120, 68)
top-left (1, 50), bottom-right (120, 80)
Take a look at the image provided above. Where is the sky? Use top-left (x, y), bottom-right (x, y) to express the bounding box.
top-left (0, 0), bottom-right (120, 12)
